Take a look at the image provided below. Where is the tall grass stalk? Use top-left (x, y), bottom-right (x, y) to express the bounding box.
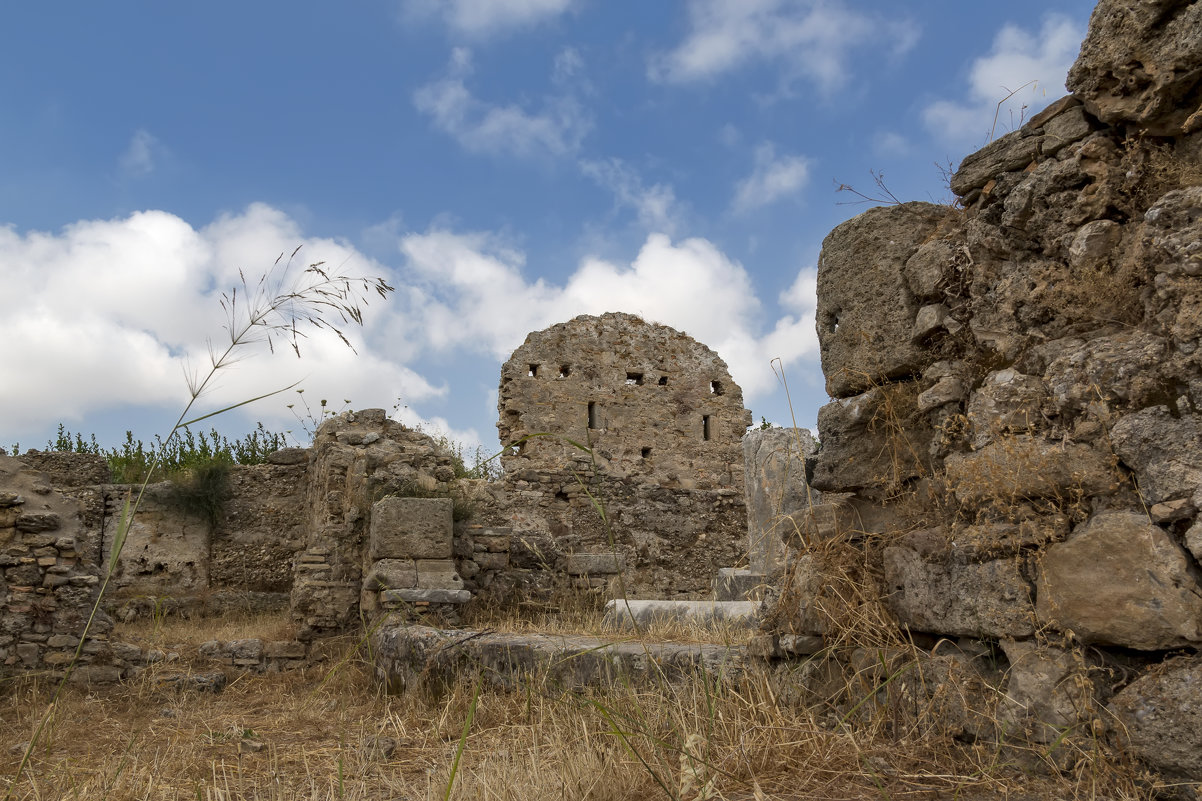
top-left (5, 247), bottom-right (393, 800)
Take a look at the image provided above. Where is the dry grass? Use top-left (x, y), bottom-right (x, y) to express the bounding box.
top-left (0, 612), bottom-right (1154, 801)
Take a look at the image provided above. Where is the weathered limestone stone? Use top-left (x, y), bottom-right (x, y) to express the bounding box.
top-left (965, 370), bottom-right (1050, 447)
top-left (374, 624), bottom-right (743, 693)
top-left (713, 568), bottom-right (765, 601)
top-left (1041, 331), bottom-right (1170, 414)
top-left (368, 497), bottom-right (453, 562)
top-left (363, 558), bottom-right (418, 590)
top-left (1036, 511), bottom-right (1202, 649)
top-left (1068, 219), bottom-right (1123, 268)
top-left (497, 311), bottom-right (751, 490)
top-left (999, 640), bottom-right (1098, 743)
top-left (810, 385), bottom-right (933, 494)
top-left (816, 202), bottom-right (949, 397)
top-left (414, 559), bottom-right (464, 590)
top-left (945, 436), bottom-right (1117, 509)
top-left (1110, 657), bottom-right (1202, 784)
top-left (741, 428), bottom-right (818, 576)
top-left (602, 599), bottom-right (759, 630)
top-left (563, 552), bottom-right (624, 576)
top-left (266, 447), bottom-right (309, 466)
top-left (950, 129), bottom-right (1042, 196)
top-left (1141, 186), bottom-right (1202, 277)
top-left (883, 544), bottom-right (1035, 639)
top-left (1110, 405), bottom-right (1202, 507)
top-left (1067, 0), bottom-right (1202, 136)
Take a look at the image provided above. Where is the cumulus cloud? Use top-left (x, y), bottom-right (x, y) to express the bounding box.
top-left (119, 129), bottom-right (161, 177)
top-left (732, 142), bottom-right (810, 213)
top-left (650, 0), bottom-right (919, 93)
top-left (579, 158), bottom-right (682, 235)
top-left (0, 205), bottom-right (442, 443)
top-left (402, 0), bottom-right (575, 38)
top-left (414, 48), bottom-right (591, 158)
top-left (396, 227), bottom-right (819, 398)
top-left (922, 14), bottom-right (1085, 149)
top-left (3, 204), bottom-right (819, 450)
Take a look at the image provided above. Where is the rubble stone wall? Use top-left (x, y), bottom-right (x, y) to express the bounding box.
top-left (766, 0), bottom-right (1202, 784)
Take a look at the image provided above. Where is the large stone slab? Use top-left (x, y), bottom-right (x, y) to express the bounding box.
top-left (1036, 511), bottom-right (1202, 650)
top-left (368, 496), bottom-right (453, 561)
top-left (373, 625), bottom-right (744, 693)
top-left (602, 599), bottom-right (760, 630)
top-left (944, 436), bottom-right (1117, 509)
top-left (742, 427), bottom-right (818, 576)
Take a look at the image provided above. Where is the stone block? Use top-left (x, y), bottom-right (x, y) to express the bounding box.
top-left (414, 559), bottom-right (464, 590)
top-left (368, 496), bottom-right (453, 561)
top-left (1109, 657), bottom-right (1202, 784)
top-left (1066, 0), bottom-right (1202, 136)
top-left (944, 437), bottom-right (1117, 509)
top-left (603, 599), bottom-right (759, 631)
top-left (1110, 406), bottom-right (1202, 507)
top-left (742, 428), bottom-right (818, 576)
top-left (382, 588), bottom-right (471, 605)
top-left (713, 568), bottom-right (767, 601)
top-left (1036, 511), bottom-right (1202, 650)
top-left (816, 203), bottom-right (947, 397)
top-left (364, 559), bottom-right (418, 590)
top-left (999, 640), bottom-right (1098, 743)
top-left (564, 552), bottom-right (625, 576)
top-left (883, 546), bottom-right (1035, 639)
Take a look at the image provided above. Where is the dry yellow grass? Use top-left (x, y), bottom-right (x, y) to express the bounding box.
top-left (0, 610), bottom-right (1155, 801)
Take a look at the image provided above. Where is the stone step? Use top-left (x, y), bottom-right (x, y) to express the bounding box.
top-left (602, 599), bottom-right (760, 630)
top-left (373, 624), bottom-right (744, 693)
top-left (713, 568), bottom-right (768, 601)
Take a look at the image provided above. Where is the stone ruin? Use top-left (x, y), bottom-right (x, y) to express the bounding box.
top-left (480, 311), bottom-right (753, 598)
top-left (0, 312), bottom-right (760, 670)
top-left (4, 0), bottom-right (1202, 788)
top-left (756, 0), bottom-right (1202, 786)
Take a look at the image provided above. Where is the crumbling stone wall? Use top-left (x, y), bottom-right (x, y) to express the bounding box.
top-left (487, 312), bottom-right (753, 597)
top-left (765, 0), bottom-right (1202, 784)
top-left (289, 410), bottom-right (462, 639)
top-left (0, 455), bottom-right (122, 681)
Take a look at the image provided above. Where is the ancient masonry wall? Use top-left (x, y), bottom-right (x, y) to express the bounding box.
top-left (762, 0), bottom-right (1202, 785)
top-left (490, 311), bottom-right (753, 597)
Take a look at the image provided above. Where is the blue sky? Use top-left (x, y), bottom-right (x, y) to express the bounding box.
top-left (2, 0), bottom-right (1095, 457)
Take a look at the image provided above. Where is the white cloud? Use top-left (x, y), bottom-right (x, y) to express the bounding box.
top-left (119, 129), bottom-right (161, 177)
top-left (579, 158), bottom-right (682, 235)
top-left (414, 48), bottom-right (591, 158)
top-left (402, 0), bottom-right (575, 38)
top-left (650, 0), bottom-right (919, 93)
top-left (2, 205), bottom-right (820, 449)
top-left (0, 206), bottom-right (442, 443)
top-left (396, 227), bottom-right (819, 398)
top-left (922, 14), bottom-right (1085, 149)
top-left (732, 142), bottom-right (810, 213)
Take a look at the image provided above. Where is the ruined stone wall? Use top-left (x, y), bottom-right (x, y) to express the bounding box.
top-left (289, 410), bottom-right (460, 639)
top-left (766, 0), bottom-right (1202, 784)
top-left (490, 312), bottom-right (753, 597)
top-left (0, 455), bottom-right (123, 681)
top-left (499, 312), bottom-right (750, 489)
